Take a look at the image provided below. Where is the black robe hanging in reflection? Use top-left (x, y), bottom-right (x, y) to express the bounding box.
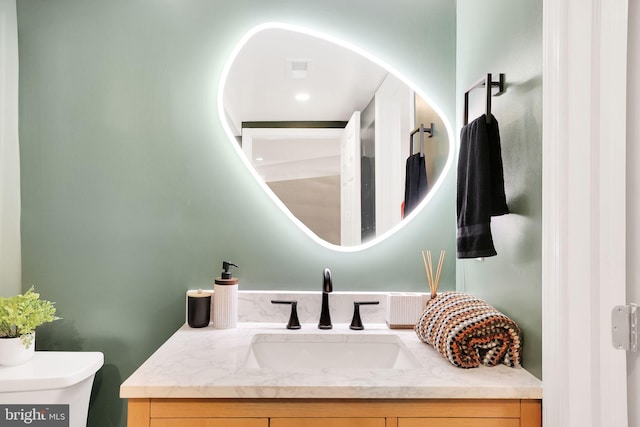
top-left (404, 153), bottom-right (428, 217)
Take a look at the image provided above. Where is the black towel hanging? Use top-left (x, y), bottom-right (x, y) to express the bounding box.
top-left (463, 73), bottom-right (506, 125)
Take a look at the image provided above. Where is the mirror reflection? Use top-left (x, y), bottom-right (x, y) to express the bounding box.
top-left (221, 26), bottom-right (450, 247)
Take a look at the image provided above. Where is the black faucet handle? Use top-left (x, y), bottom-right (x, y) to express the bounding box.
top-left (350, 301), bottom-right (380, 330)
top-left (271, 300), bottom-right (301, 330)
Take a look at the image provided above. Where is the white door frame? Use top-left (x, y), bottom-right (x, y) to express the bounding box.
top-left (340, 111), bottom-right (362, 246)
top-left (542, 0), bottom-right (628, 425)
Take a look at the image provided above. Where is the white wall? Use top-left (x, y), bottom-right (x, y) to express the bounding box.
top-left (627, 0), bottom-right (639, 423)
top-left (0, 0), bottom-right (21, 297)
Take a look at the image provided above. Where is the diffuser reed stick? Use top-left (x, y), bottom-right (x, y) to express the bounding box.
top-left (422, 249), bottom-right (446, 298)
top-left (421, 250), bottom-right (433, 294)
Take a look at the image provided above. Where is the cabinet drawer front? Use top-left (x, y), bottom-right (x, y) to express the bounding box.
top-left (399, 419), bottom-right (519, 427)
top-left (271, 418), bottom-right (385, 427)
top-left (151, 418), bottom-right (268, 427)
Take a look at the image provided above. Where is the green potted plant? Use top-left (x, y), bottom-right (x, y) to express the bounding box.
top-left (0, 287), bottom-right (59, 366)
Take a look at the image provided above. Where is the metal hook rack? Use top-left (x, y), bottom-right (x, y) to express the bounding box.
top-left (463, 73), bottom-right (506, 125)
top-left (410, 123), bottom-right (434, 155)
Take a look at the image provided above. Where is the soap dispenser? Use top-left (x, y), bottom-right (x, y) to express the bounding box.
top-left (213, 261), bottom-right (239, 329)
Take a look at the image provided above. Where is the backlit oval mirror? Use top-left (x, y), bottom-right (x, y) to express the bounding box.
top-left (219, 23), bottom-right (453, 251)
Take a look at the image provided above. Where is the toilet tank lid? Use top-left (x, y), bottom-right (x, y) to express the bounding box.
top-left (0, 352), bottom-right (104, 393)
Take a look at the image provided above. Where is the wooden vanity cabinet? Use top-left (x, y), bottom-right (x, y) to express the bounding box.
top-left (127, 398), bottom-right (541, 427)
top-left (271, 419), bottom-right (384, 427)
top-left (150, 420), bottom-right (267, 427)
top-left (398, 419), bottom-right (518, 427)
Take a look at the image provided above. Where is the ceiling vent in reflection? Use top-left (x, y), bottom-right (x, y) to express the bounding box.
top-left (289, 60), bottom-right (309, 79)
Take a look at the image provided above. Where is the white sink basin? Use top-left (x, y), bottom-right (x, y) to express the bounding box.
top-left (243, 333), bottom-right (421, 370)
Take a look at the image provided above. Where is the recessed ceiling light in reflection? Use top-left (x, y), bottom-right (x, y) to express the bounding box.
top-left (295, 93), bottom-right (310, 101)
top-left (256, 157), bottom-right (264, 161)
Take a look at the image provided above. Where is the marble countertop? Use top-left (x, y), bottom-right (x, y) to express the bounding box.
top-left (119, 322), bottom-right (542, 399)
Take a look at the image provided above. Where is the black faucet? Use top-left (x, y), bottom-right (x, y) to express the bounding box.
top-left (318, 268), bottom-right (333, 329)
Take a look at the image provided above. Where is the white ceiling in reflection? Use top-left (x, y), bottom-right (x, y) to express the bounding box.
top-left (222, 28), bottom-right (388, 133)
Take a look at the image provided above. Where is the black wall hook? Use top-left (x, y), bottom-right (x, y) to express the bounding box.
top-left (463, 73), bottom-right (506, 125)
top-left (410, 123), bottom-right (434, 155)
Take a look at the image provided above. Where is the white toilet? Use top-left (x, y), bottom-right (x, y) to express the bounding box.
top-left (0, 352), bottom-right (104, 427)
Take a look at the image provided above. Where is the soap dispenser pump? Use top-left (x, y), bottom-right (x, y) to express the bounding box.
top-left (220, 261), bottom-right (237, 279)
top-left (213, 261), bottom-right (239, 329)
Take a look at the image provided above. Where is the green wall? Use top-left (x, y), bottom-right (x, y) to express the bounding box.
top-left (456, 0), bottom-right (543, 379)
top-left (17, 1), bottom-right (456, 426)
